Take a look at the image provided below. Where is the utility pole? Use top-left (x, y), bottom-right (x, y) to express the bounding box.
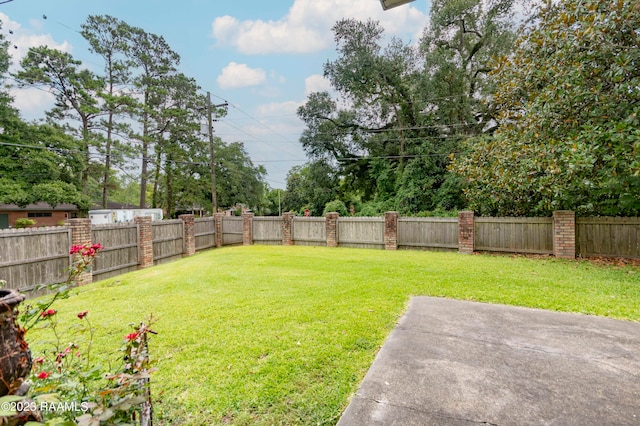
top-left (206, 91), bottom-right (228, 215)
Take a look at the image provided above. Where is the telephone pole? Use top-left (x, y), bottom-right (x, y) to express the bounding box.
top-left (206, 91), bottom-right (227, 214)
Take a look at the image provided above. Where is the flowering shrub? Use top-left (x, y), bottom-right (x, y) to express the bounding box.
top-left (28, 311), bottom-right (157, 425)
top-left (4, 241), bottom-right (157, 425)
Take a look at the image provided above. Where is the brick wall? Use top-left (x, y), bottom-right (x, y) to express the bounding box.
top-left (134, 216), bottom-right (153, 268)
top-left (553, 210), bottom-right (576, 259)
top-left (243, 213), bottom-right (254, 245)
top-left (458, 211), bottom-right (475, 254)
top-left (179, 214), bottom-right (196, 256)
top-left (282, 212), bottom-right (294, 245)
top-left (384, 211), bottom-right (398, 250)
top-left (326, 212), bottom-right (339, 247)
top-left (214, 213), bottom-right (224, 248)
top-left (8, 211), bottom-right (70, 228)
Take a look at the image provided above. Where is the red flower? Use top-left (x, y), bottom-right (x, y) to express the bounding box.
top-left (34, 356), bottom-right (45, 364)
top-left (41, 309), bottom-right (56, 318)
top-left (77, 310), bottom-right (89, 319)
top-left (70, 242), bottom-right (103, 257)
top-left (125, 332), bottom-right (139, 342)
top-left (37, 371), bottom-right (50, 379)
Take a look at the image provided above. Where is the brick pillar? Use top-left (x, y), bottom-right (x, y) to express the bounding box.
top-left (135, 216), bottom-right (153, 268)
top-left (67, 218), bottom-right (93, 285)
top-left (282, 212), bottom-right (294, 246)
top-left (384, 211), bottom-right (399, 250)
top-left (179, 214), bottom-right (195, 256)
top-left (326, 212), bottom-right (339, 247)
top-left (553, 210), bottom-right (576, 259)
top-left (458, 211), bottom-right (475, 254)
top-left (214, 213), bottom-right (224, 248)
top-left (242, 213), bottom-right (254, 245)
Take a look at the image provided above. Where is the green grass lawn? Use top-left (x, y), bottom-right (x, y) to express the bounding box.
top-left (26, 246), bottom-right (640, 425)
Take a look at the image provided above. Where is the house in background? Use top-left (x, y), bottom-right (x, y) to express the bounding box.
top-left (0, 203), bottom-right (79, 229)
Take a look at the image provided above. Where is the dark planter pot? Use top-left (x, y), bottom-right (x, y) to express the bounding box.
top-left (0, 289), bottom-right (32, 396)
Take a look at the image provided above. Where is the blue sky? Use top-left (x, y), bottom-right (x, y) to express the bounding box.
top-left (1, 0), bottom-right (430, 188)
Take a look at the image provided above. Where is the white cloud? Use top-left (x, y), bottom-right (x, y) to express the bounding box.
top-left (0, 13), bottom-right (71, 67)
top-left (211, 0), bottom-right (427, 55)
top-left (217, 62), bottom-right (267, 89)
top-left (304, 74), bottom-right (331, 96)
top-left (256, 100), bottom-right (302, 117)
top-left (8, 87), bottom-right (55, 121)
top-left (1, 13), bottom-right (72, 119)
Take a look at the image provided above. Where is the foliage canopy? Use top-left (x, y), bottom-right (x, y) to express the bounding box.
top-left (453, 0), bottom-right (640, 216)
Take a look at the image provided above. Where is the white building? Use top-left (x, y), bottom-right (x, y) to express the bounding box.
top-left (88, 209), bottom-right (163, 225)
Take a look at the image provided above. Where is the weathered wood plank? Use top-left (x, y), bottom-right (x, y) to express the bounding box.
top-left (398, 218), bottom-right (458, 249)
top-left (292, 217), bottom-right (326, 246)
top-left (337, 218), bottom-right (384, 249)
top-left (253, 217), bottom-right (281, 243)
top-left (0, 227), bottom-right (70, 292)
top-left (222, 217), bottom-right (243, 245)
top-left (474, 217), bottom-right (553, 254)
top-left (577, 217), bottom-right (640, 258)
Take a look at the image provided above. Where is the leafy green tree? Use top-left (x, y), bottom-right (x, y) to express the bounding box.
top-left (15, 47), bottom-right (103, 192)
top-left (81, 15), bottom-right (137, 208)
top-left (322, 199), bottom-right (348, 216)
top-left (109, 175), bottom-right (143, 207)
top-left (282, 161), bottom-right (338, 215)
top-left (15, 48), bottom-right (104, 196)
top-left (146, 73), bottom-right (204, 213)
top-left (0, 21), bottom-right (13, 119)
top-left (0, 121), bottom-right (89, 209)
top-left (420, 0), bottom-right (516, 135)
top-left (125, 24), bottom-right (180, 208)
top-left (453, 0), bottom-right (640, 216)
top-left (258, 188), bottom-right (283, 216)
top-left (298, 8), bottom-right (517, 214)
top-left (0, 24), bottom-right (88, 209)
top-left (216, 141), bottom-right (266, 211)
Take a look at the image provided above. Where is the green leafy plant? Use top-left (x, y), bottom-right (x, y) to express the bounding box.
top-left (15, 218), bottom-right (36, 228)
top-left (0, 242), bottom-right (157, 425)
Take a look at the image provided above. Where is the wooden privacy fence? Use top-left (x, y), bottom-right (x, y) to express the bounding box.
top-left (0, 227), bottom-right (70, 293)
top-left (292, 217), bottom-right (326, 246)
top-left (152, 220), bottom-right (184, 265)
top-left (398, 217), bottom-right (458, 250)
top-left (222, 217), bottom-right (243, 245)
top-left (92, 223), bottom-right (138, 281)
top-left (577, 217), bottom-right (640, 258)
top-left (194, 218), bottom-right (216, 251)
top-left (253, 217), bottom-right (281, 245)
top-left (1, 211), bottom-right (638, 294)
top-left (475, 217), bottom-right (553, 255)
top-left (338, 217), bottom-right (384, 249)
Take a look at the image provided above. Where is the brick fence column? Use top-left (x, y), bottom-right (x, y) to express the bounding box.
top-left (67, 218), bottom-right (93, 285)
top-left (134, 216), bottom-right (153, 268)
top-left (179, 214), bottom-right (195, 256)
top-left (242, 212), bottom-right (254, 245)
top-left (458, 211), bottom-right (475, 254)
top-left (214, 213), bottom-right (224, 248)
top-left (282, 212), bottom-right (294, 246)
top-left (326, 212), bottom-right (339, 247)
top-left (553, 210), bottom-right (576, 259)
top-left (384, 211), bottom-right (399, 250)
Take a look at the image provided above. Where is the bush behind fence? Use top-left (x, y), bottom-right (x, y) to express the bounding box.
top-left (1, 212), bottom-right (637, 294)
